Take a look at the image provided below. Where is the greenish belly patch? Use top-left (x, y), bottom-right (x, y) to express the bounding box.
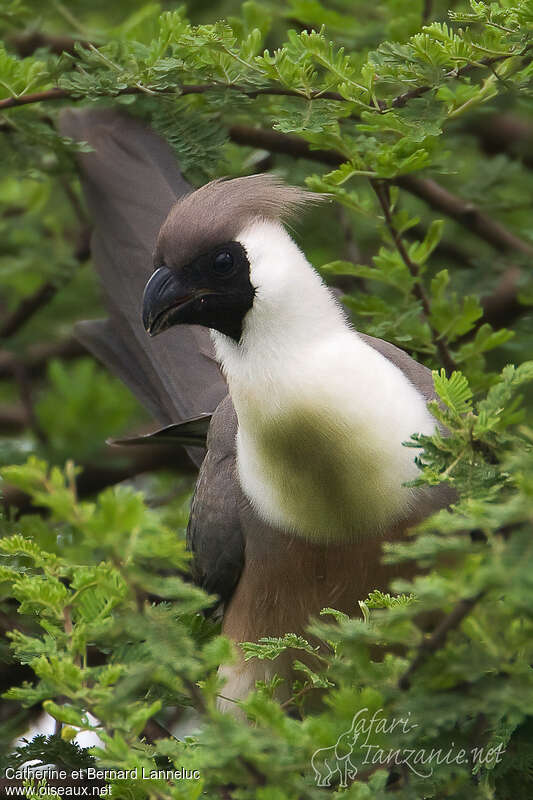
top-left (255, 406), bottom-right (398, 540)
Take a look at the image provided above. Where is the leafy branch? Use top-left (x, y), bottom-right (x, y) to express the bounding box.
top-left (398, 591), bottom-right (483, 690)
top-left (0, 81), bottom-right (349, 112)
top-left (371, 179), bottom-right (457, 373)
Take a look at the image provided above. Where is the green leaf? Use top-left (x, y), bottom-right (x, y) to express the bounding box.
top-left (43, 701), bottom-right (86, 727)
top-left (433, 369), bottom-right (473, 416)
top-left (241, 634), bottom-right (319, 661)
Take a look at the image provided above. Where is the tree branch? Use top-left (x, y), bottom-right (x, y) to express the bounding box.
top-left (480, 265), bottom-right (527, 329)
top-left (0, 282), bottom-right (56, 339)
top-left (229, 124), bottom-right (533, 255)
top-left (0, 337), bottom-right (86, 380)
top-left (397, 175), bottom-right (533, 256)
top-left (467, 112), bottom-right (533, 170)
top-left (228, 124), bottom-right (530, 331)
top-left (0, 226), bottom-right (90, 340)
top-left (12, 362), bottom-right (47, 443)
top-left (371, 180), bottom-right (457, 374)
top-left (0, 40), bottom-right (523, 114)
top-left (0, 404), bottom-right (27, 433)
top-left (0, 86), bottom-right (70, 110)
top-left (229, 123), bottom-right (343, 166)
top-left (0, 82), bottom-right (347, 113)
top-left (390, 51), bottom-right (531, 109)
top-left (4, 81), bottom-right (531, 259)
top-left (398, 592), bottom-right (482, 690)
top-left (9, 31), bottom-right (92, 58)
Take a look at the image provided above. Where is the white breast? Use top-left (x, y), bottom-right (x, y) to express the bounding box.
top-left (211, 220), bottom-right (436, 543)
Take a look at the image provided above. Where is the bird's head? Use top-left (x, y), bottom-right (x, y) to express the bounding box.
top-left (142, 175), bottom-right (321, 343)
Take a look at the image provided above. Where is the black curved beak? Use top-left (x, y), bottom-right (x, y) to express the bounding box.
top-left (142, 266), bottom-right (193, 337)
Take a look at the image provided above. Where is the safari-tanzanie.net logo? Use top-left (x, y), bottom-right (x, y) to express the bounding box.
top-left (311, 707), bottom-right (505, 788)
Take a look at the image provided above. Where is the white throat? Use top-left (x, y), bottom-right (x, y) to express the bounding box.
top-left (211, 220), bottom-right (436, 542)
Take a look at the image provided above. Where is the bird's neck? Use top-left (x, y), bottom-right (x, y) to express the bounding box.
top-left (210, 222), bottom-right (434, 542)
top-left (211, 219), bottom-right (350, 377)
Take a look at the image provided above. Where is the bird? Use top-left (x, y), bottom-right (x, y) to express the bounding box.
top-left (59, 109), bottom-right (454, 712)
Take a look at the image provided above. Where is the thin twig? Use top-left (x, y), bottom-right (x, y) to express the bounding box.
top-left (9, 31), bottom-right (92, 57)
top-left (12, 362), bottom-right (47, 444)
top-left (183, 678), bottom-right (207, 715)
top-left (51, 605), bottom-right (77, 737)
top-left (398, 592), bottom-right (482, 690)
top-left (141, 715), bottom-right (178, 743)
top-left (391, 52), bottom-right (530, 109)
top-left (0, 82), bottom-right (347, 112)
top-left (0, 86), bottom-right (71, 109)
top-left (0, 226), bottom-right (91, 340)
top-left (0, 282), bottom-right (56, 339)
top-left (371, 180), bottom-right (457, 374)
top-left (229, 125), bottom-right (533, 255)
top-left (279, 683), bottom-right (315, 711)
top-left (60, 177), bottom-right (89, 227)
top-left (3, 72), bottom-right (531, 261)
top-left (0, 46), bottom-right (524, 113)
top-left (0, 337), bottom-right (85, 380)
top-left (229, 124), bottom-right (529, 331)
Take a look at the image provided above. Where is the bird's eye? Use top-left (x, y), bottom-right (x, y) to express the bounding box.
top-left (213, 250), bottom-right (234, 275)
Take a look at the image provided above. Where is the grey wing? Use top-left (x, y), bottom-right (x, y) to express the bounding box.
top-left (60, 108), bottom-right (227, 428)
top-left (61, 109), bottom-right (243, 604)
top-left (187, 395), bottom-right (245, 607)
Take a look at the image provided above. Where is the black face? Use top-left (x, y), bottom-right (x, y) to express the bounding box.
top-left (142, 241), bottom-right (255, 342)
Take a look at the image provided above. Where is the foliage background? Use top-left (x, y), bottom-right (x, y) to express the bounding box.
top-left (0, 0), bottom-right (533, 797)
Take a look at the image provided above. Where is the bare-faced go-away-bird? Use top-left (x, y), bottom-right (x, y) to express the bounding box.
top-left (60, 109), bottom-right (454, 711)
